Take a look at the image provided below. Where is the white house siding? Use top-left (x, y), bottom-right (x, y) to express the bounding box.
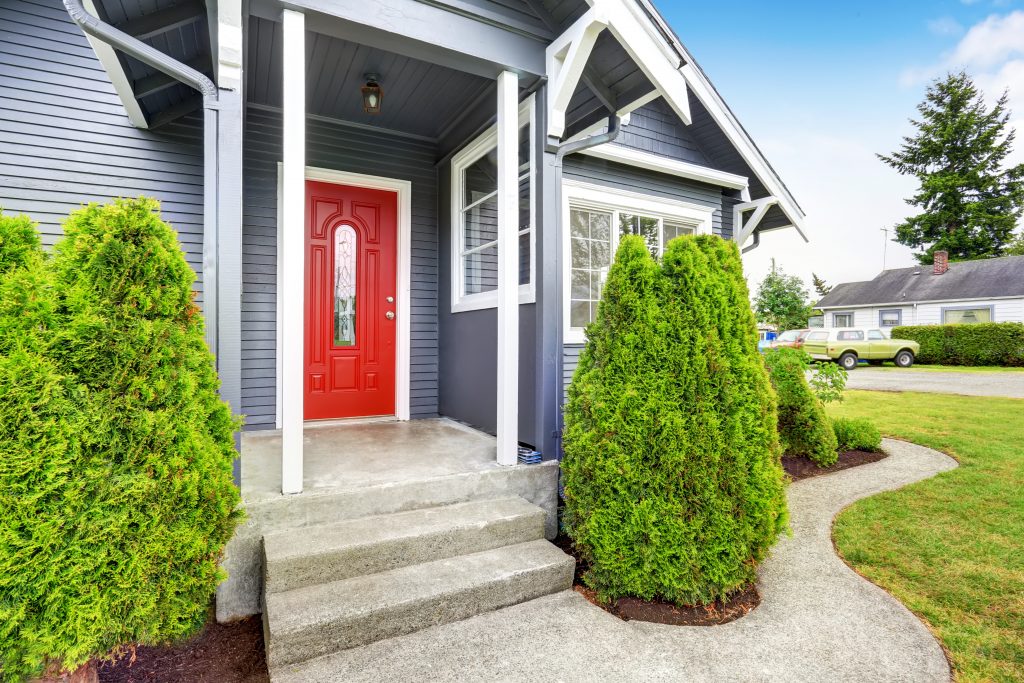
top-left (821, 297), bottom-right (1024, 329)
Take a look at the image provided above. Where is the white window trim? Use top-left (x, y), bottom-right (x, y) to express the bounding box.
top-left (562, 179), bottom-right (715, 343)
top-left (450, 96), bottom-right (536, 313)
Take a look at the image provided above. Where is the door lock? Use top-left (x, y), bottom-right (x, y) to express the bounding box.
top-left (385, 311), bottom-right (395, 320)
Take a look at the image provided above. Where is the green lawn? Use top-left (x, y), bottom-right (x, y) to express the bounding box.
top-left (868, 364), bottom-right (1024, 373)
top-left (830, 391), bottom-right (1024, 682)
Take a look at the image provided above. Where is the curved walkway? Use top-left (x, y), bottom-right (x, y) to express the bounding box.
top-left (276, 439), bottom-right (958, 683)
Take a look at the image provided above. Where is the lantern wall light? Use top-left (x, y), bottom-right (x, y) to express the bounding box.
top-left (361, 73), bottom-right (383, 114)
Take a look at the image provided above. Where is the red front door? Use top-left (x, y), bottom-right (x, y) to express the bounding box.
top-left (305, 180), bottom-right (397, 420)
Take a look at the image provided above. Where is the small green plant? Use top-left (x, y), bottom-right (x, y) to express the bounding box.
top-left (764, 347), bottom-right (838, 466)
top-left (562, 234), bottom-right (787, 606)
top-left (0, 210), bottom-right (42, 271)
top-left (831, 416), bottom-right (882, 452)
top-left (810, 360), bottom-right (847, 404)
top-left (0, 200), bottom-right (242, 681)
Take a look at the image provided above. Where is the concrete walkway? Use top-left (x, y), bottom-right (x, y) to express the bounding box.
top-left (844, 367), bottom-right (1024, 398)
top-left (275, 439), bottom-right (958, 683)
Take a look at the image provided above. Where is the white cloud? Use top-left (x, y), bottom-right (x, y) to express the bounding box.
top-left (927, 16), bottom-right (964, 36)
top-left (947, 11), bottom-right (1024, 68)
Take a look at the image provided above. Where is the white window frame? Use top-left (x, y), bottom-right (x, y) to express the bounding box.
top-left (450, 96), bottom-right (536, 313)
top-left (833, 311), bottom-right (855, 328)
top-left (562, 179), bottom-right (714, 343)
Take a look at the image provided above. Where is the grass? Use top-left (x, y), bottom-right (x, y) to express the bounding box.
top-left (830, 391), bottom-right (1024, 682)
top-left (866, 364), bottom-right (1024, 373)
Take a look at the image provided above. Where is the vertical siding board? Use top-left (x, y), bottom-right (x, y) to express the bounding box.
top-left (241, 108), bottom-right (439, 429)
top-left (0, 0), bottom-right (205, 285)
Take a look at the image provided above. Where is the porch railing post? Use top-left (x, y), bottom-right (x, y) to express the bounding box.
top-left (281, 8), bottom-right (305, 494)
top-left (495, 70), bottom-right (520, 467)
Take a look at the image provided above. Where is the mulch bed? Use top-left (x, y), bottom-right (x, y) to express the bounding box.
top-left (553, 534), bottom-right (760, 626)
top-left (97, 616), bottom-right (268, 683)
top-left (783, 449), bottom-right (888, 482)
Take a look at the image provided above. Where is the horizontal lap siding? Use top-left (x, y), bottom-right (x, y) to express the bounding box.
top-left (242, 108), bottom-right (439, 430)
top-left (617, 99), bottom-right (710, 167)
top-left (0, 0), bottom-right (204, 294)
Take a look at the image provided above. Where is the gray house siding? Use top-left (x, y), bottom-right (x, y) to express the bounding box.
top-left (436, 164), bottom-right (540, 448)
top-left (616, 98), bottom-right (711, 167)
top-left (0, 0), bottom-right (204, 292)
top-left (241, 107), bottom-right (440, 430)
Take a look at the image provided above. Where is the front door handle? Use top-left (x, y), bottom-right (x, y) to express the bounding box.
top-left (385, 311), bottom-right (395, 320)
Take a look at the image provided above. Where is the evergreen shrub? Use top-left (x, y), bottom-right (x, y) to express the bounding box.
top-left (0, 199), bottom-right (241, 682)
top-left (562, 234), bottom-right (788, 606)
top-left (831, 417), bottom-right (882, 452)
top-left (892, 323), bottom-right (1024, 366)
top-left (763, 348), bottom-right (838, 466)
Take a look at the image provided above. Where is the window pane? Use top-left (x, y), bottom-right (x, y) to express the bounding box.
top-left (518, 122), bottom-right (530, 170)
top-left (868, 330), bottom-right (885, 340)
top-left (837, 330), bottom-right (863, 340)
top-left (880, 310), bottom-right (900, 326)
top-left (663, 221), bottom-right (695, 246)
top-left (519, 231), bottom-right (530, 286)
top-left (334, 225), bottom-right (357, 347)
top-left (464, 244), bottom-right (498, 295)
top-left (944, 308), bottom-right (991, 324)
top-left (464, 197), bottom-right (497, 250)
top-left (620, 213), bottom-right (659, 256)
top-left (569, 208), bottom-right (613, 329)
top-left (834, 313), bottom-right (853, 327)
top-left (463, 150), bottom-right (497, 208)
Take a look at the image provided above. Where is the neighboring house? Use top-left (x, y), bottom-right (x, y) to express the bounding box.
top-left (2, 0), bottom-right (807, 648)
top-left (816, 252), bottom-right (1024, 329)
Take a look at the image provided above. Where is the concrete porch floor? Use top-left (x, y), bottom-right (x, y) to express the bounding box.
top-left (241, 418), bottom-right (501, 502)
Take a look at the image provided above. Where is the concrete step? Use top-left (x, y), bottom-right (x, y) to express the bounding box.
top-left (263, 497), bottom-right (547, 594)
top-left (263, 539), bottom-right (574, 670)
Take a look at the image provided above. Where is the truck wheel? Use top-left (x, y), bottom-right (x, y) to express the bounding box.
top-left (894, 350), bottom-right (915, 368)
top-left (839, 352), bottom-right (858, 371)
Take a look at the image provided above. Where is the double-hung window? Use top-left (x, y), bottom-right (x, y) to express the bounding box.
top-left (563, 181), bottom-right (714, 342)
top-left (450, 96), bottom-right (534, 312)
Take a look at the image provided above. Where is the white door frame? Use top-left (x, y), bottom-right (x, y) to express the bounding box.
top-left (275, 163), bottom-right (413, 427)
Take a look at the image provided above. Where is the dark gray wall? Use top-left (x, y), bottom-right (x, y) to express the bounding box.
top-left (0, 0), bottom-right (205, 294)
top-left (241, 107), bottom-right (440, 430)
top-left (437, 163), bottom-right (540, 448)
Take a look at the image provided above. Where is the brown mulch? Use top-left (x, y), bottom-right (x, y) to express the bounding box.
top-left (553, 534), bottom-right (759, 626)
top-left (783, 448), bottom-right (888, 482)
top-left (96, 616), bottom-right (268, 683)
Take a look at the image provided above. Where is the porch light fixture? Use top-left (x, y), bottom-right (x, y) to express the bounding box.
top-left (361, 73), bottom-right (383, 114)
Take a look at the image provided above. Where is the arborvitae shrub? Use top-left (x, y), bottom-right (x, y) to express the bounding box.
top-left (763, 348), bottom-right (838, 466)
top-left (0, 200), bottom-right (241, 681)
top-left (831, 416), bottom-right (882, 452)
top-left (562, 234), bottom-right (788, 606)
top-left (0, 210), bottom-right (42, 272)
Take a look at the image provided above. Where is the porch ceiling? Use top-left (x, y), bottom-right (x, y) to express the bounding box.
top-left (246, 16), bottom-right (494, 140)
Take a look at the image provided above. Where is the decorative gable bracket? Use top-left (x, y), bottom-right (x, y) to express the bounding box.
top-left (545, 8), bottom-right (608, 139)
top-left (734, 196), bottom-right (778, 248)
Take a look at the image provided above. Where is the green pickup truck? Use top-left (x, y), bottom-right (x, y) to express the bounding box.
top-left (802, 328), bottom-right (920, 370)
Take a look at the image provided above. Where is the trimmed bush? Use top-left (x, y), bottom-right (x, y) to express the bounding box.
top-left (0, 210), bottom-right (42, 272)
top-left (831, 416), bottom-right (882, 452)
top-left (0, 200), bottom-right (242, 681)
top-left (562, 234), bottom-right (787, 606)
top-left (764, 348), bottom-right (839, 466)
top-left (892, 323), bottom-right (1024, 366)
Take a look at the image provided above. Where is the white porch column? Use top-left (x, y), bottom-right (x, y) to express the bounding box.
top-left (496, 70), bottom-right (520, 467)
top-left (281, 8), bottom-right (305, 494)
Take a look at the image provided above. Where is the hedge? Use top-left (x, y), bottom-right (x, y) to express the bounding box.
top-left (831, 417), bottom-right (882, 452)
top-left (562, 234), bottom-right (787, 606)
top-left (764, 348), bottom-right (838, 466)
top-left (892, 323), bottom-right (1024, 366)
top-left (0, 200), bottom-right (242, 682)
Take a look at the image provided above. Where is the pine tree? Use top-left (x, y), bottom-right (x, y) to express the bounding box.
top-left (879, 71), bottom-right (1024, 264)
top-left (811, 272), bottom-right (832, 298)
top-left (754, 260), bottom-right (812, 332)
top-left (562, 234), bottom-right (787, 606)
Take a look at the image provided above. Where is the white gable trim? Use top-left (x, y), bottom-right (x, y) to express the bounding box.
top-left (82, 0), bottom-right (147, 128)
top-left (577, 143), bottom-right (749, 192)
top-left (582, 0), bottom-right (807, 239)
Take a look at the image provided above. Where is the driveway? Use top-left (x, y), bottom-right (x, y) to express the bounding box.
top-left (843, 367), bottom-right (1024, 398)
top-left (275, 440), bottom-right (957, 683)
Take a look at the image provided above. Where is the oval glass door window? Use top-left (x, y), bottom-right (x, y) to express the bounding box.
top-left (334, 224), bottom-right (357, 346)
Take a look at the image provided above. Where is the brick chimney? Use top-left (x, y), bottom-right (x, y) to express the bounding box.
top-left (933, 250), bottom-right (949, 275)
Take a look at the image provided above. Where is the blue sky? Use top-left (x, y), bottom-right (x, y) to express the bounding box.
top-left (658, 1), bottom-right (1024, 293)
